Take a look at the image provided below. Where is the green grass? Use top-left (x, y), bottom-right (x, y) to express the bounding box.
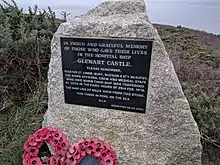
top-left (185, 90), bottom-right (220, 136)
top-left (0, 84), bottom-right (47, 165)
top-left (155, 24), bottom-right (220, 66)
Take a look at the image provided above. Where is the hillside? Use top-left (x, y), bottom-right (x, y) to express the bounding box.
top-left (155, 24), bottom-right (220, 165)
top-left (0, 2), bottom-right (220, 164)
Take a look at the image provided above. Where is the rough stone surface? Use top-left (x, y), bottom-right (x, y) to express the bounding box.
top-left (43, 0), bottom-right (202, 164)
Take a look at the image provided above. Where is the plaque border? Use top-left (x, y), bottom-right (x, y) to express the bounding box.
top-left (60, 36), bottom-right (154, 114)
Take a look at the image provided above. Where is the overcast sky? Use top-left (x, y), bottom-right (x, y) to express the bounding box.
top-left (15, 0), bottom-right (220, 34)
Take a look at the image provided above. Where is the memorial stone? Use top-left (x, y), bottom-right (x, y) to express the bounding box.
top-left (43, 0), bottom-right (202, 164)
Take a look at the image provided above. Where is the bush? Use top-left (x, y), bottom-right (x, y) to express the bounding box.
top-left (0, 0), bottom-right (61, 111)
top-left (185, 90), bottom-right (220, 138)
top-left (185, 90), bottom-right (220, 164)
top-left (0, 1), bottom-right (61, 164)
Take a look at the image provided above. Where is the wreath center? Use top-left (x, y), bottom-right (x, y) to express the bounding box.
top-left (79, 155), bottom-right (100, 165)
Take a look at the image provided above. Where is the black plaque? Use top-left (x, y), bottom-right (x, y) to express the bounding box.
top-left (61, 37), bottom-right (153, 113)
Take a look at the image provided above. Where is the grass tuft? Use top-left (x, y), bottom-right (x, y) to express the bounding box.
top-left (0, 84), bottom-right (47, 165)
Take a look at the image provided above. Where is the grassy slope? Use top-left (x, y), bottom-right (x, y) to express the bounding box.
top-left (154, 24), bottom-right (220, 165)
top-left (0, 23), bottom-right (219, 164)
top-left (0, 84), bottom-right (47, 164)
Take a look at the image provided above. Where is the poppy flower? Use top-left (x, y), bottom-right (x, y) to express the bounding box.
top-left (28, 147), bottom-right (39, 157)
top-left (51, 139), bottom-right (60, 148)
top-left (74, 151), bottom-right (81, 160)
top-left (24, 150), bottom-right (36, 160)
top-left (66, 151), bottom-right (73, 158)
top-left (111, 151), bottom-right (116, 159)
top-left (22, 152), bottom-right (29, 161)
top-left (86, 143), bottom-right (97, 155)
top-left (23, 141), bottom-right (31, 152)
top-left (77, 138), bottom-right (85, 145)
top-left (94, 139), bottom-right (105, 149)
top-left (53, 130), bottom-right (63, 140)
top-left (65, 138), bottom-right (118, 165)
top-left (23, 128), bottom-right (119, 165)
top-left (56, 141), bottom-right (68, 153)
top-left (94, 147), bottom-right (102, 157)
top-left (29, 157), bottom-right (42, 165)
top-left (69, 144), bottom-right (79, 155)
top-left (55, 156), bottom-right (64, 165)
top-left (22, 127), bottom-right (70, 165)
top-left (66, 156), bottom-right (77, 165)
top-left (45, 156), bottom-right (56, 165)
top-left (27, 135), bottom-right (37, 146)
top-left (34, 128), bottom-right (50, 138)
top-left (104, 142), bottom-right (112, 151)
top-left (102, 155), bottom-right (114, 165)
top-left (79, 145), bottom-right (86, 157)
top-left (59, 135), bottom-right (70, 145)
top-left (36, 142), bottom-right (43, 149)
top-left (22, 158), bottom-right (29, 165)
top-left (45, 157), bottom-right (50, 163)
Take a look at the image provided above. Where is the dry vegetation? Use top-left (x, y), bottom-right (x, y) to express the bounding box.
top-left (0, 1), bottom-right (61, 164)
top-left (155, 24), bottom-right (220, 165)
top-left (0, 1), bottom-right (219, 164)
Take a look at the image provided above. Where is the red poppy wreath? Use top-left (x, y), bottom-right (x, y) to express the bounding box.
top-left (22, 127), bottom-right (70, 165)
top-left (65, 138), bottom-right (118, 165)
top-left (22, 127), bottom-right (118, 165)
